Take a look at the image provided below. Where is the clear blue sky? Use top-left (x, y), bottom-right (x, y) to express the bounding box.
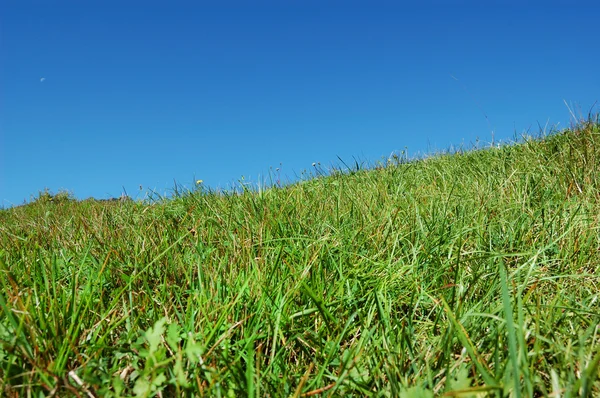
top-left (1, 1), bottom-right (599, 207)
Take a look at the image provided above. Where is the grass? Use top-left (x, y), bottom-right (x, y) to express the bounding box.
top-left (1, 117), bottom-right (599, 397)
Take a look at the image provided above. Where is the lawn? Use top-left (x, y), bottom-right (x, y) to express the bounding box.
top-left (1, 118), bottom-right (599, 397)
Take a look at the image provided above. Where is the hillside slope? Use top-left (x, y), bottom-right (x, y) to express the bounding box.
top-left (1, 118), bottom-right (599, 396)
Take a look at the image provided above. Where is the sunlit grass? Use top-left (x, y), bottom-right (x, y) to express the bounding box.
top-left (1, 117), bottom-right (599, 396)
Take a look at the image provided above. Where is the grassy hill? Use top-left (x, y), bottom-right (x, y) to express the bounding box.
top-left (1, 118), bottom-right (599, 397)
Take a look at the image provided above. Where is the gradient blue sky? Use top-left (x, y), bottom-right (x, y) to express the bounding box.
top-left (1, 1), bottom-right (599, 207)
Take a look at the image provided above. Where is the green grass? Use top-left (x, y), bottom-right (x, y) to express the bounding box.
top-left (1, 117), bottom-right (599, 397)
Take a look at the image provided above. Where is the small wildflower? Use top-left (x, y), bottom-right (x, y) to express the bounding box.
top-left (196, 180), bottom-right (203, 185)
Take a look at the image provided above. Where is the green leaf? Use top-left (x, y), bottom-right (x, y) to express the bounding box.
top-left (446, 364), bottom-right (477, 396)
top-left (174, 358), bottom-right (189, 387)
top-left (152, 373), bottom-right (167, 388)
top-left (145, 318), bottom-right (167, 355)
top-left (166, 322), bottom-right (181, 351)
top-left (401, 386), bottom-right (434, 398)
top-left (133, 378), bottom-right (151, 398)
top-left (185, 341), bottom-right (205, 364)
top-left (448, 364), bottom-right (472, 391)
top-left (112, 376), bottom-right (125, 396)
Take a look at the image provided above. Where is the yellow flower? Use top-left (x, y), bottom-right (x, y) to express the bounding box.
top-left (196, 180), bottom-right (203, 185)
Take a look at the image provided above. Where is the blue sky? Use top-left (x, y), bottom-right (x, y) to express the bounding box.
top-left (1, 1), bottom-right (599, 206)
